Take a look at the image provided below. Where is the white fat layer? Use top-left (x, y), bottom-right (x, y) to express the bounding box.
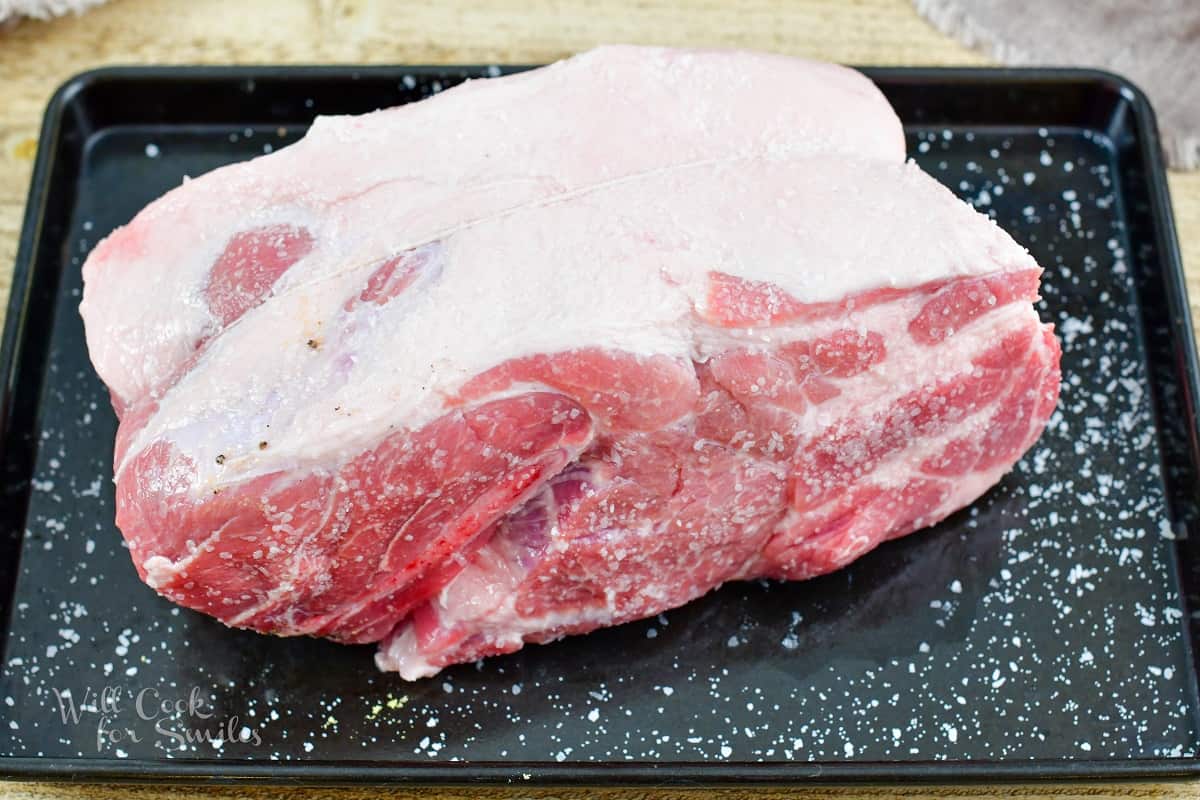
top-left (142, 555), bottom-right (176, 589)
top-left (114, 155), bottom-right (1036, 493)
top-left (80, 45), bottom-right (906, 406)
top-left (374, 600), bottom-right (621, 681)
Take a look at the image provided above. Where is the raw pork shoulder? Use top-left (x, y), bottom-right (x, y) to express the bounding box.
top-left (80, 46), bottom-right (1060, 679)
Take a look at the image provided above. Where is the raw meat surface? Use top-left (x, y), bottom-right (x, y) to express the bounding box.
top-left (79, 45), bottom-right (905, 415)
top-left (80, 46), bottom-right (1060, 680)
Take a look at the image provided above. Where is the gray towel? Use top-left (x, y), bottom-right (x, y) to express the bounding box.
top-left (1, 0), bottom-right (105, 25)
top-left (914, 0), bottom-right (1200, 169)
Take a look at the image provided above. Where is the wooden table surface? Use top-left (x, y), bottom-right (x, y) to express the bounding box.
top-left (1, 1), bottom-right (1198, 798)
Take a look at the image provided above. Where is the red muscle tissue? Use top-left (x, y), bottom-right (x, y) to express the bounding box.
top-left (80, 46), bottom-right (1060, 678)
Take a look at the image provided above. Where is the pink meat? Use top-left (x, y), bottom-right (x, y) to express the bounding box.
top-left (377, 287), bottom-right (1059, 679)
top-left (80, 47), bottom-right (1060, 680)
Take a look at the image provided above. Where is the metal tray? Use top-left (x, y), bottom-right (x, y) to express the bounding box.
top-left (2, 65), bottom-right (1199, 787)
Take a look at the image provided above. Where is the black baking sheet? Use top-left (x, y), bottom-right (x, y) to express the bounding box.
top-left (1, 65), bottom-right (1199, 786)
